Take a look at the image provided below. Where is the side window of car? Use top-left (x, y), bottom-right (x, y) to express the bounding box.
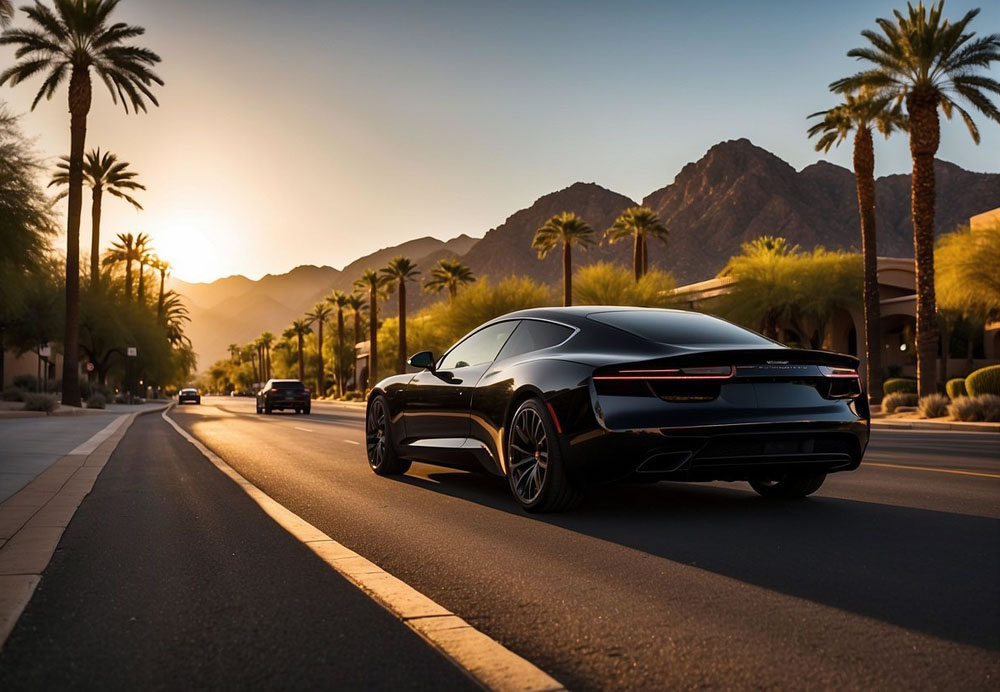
top-left (438, 321), bottom-right (518, 370)
top-left (496, 320), bottom-right (574, 361)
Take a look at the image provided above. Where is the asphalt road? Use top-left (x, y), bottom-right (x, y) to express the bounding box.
top-left (0, 410), bottom-right (476, 690)
top-left (154, 396), bottom-right (1000, 689)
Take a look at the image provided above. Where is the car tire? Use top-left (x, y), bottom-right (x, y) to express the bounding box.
top-left (749, 472), bottom-right (827, 499)
top-left (366, 395), bottom-right (410, 475)
top-left (506, 398), bottom-right (581, 513)
top-left (303, 405), bottom-right (311, 415)
top-left (264, 403), bottom-right (272, 414)
top-left (256, 404), bottom-right (262, 414)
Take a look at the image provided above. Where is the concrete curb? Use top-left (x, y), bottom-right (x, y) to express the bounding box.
top-left (0, 403), bottom-right (169, 649)
top-left (162, 406), bottom-right (565, 692)
top-left (871, 420), bottom-right (1000, 433)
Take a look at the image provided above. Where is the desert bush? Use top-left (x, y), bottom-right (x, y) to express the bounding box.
top-left (573, 262), bottom-right (676, 307)
top-left (23, 392), bottom-right (59, 413)
top-left (945, 378), bottom-right (967, 400)
top-left (883, 378), bottom-right (917, 395)
top-left (966, 365), bottom-right (1000, 397)
top-left (86, 392), bottom-right (107, 409)
top-left (917, 393), bottom-right (949, 418)
top-left (2, 386), bottom-right (25, 402)
top-left (948, 395), bottom-right (1000, 422)
top-left (12, 374), bottom-right (38, 391)
top-left (882, 392), bottom-right (918, 413)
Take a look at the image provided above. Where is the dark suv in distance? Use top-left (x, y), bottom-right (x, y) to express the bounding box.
top-left (178, 388), bottom-right (201, 405)
top-left (257, 379), bottom-right (311, 414)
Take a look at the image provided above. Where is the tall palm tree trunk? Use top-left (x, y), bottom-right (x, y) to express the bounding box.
top-left (137, 262), bottom-right (146, 304)
top-left (316, 322), bottom-right (324, 396)
top-left (297, 333), bottom-right (305, 382)
top-left (124, 255), bottom-right (133, 301)
top-left (852, 127), bottom-right (883, 405)
top-left (337, 308), bottom-right (345, 396)
top-left (265, 346), bottom-right (271, 380)
top-left (562, 242), bottom-right (572, 307)
top-left (61, 69), bottom-right (92, 407)
top-left (907, 90), bottom-right (940, 398)
top-left (368, 289), bottom-right (378, 388)
top-left (157, 268), bottom-right (166, 319)
top-left (353, 311), bottom-right (361, 389)
top-left (90, 186), bottom-right (102, 289)
top-left (632, 233), bottom-right (641, 281)
top-left (641, 236), bottom-right (648, 277)
top-left (397, 281), bottom-right (406, 374)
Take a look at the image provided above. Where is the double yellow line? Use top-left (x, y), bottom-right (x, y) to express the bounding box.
top-left (865, 462), bottom-right (1000, 479)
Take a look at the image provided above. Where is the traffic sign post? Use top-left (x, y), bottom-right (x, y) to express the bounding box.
top-left (126, 347), bottom-right (137, 403)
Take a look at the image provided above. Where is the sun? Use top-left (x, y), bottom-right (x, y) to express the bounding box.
top-left (146, 209), bottom-right (232, 284)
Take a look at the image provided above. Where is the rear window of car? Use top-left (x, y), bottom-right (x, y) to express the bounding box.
top-left (271, 381), bottom-right (304, 390)
top-left (180, 389), bottom-right (197, 394)
top-left (587, 310), bottom-right (775, 347)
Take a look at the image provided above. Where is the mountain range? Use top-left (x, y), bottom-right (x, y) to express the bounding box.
top-left (170, 138), bottom-right (999, 367)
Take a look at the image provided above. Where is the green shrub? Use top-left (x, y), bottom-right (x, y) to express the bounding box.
top-left (882, 392), bottom-right (918, 413)
top-left (966, 365), bottom-right (1000, 397)
top-left (12, 374), bottom-right (39, 391)
top-left (917, 393), bottom-right (949, 418)
top-left (883, 378), bottom-right (917, 395)
top-left (86, 392), bottom-right (106, 409)
top-left (2, 386), bottom-right (25, 402)
top-left (23, 393), bottom-right (59, 414)
top-left (946, 378), bottom-right (967, 400)
top-left (948, 394), bottom-right (1000, 422)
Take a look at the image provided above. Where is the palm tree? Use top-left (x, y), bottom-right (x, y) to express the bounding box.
top-left (381, 256), bottom-right (420, 374)
top-left (49, 148), bottom-right (144, 287)
top-left (808, 92), bottom-right (906, 405)
top-left (831, 1), bottom-right (1000, 397)
top-left (103, 231), bottom-right (148, 301)
top-left (605, 207), bottom-right (669, 281)
top-left (0, 0), bottom-right (14, 27)
top-left (150, 255), bottom-right (169, 318)
top-left (532, 212), bottom-right (594, 306)
top-left (307, 302), bottom-right (333, 396)
top-left (347, 292), bottom-right (366, 388)
top-left (425, 258), bottom-right (475, 300)
top-left (228, 343), bottom-right (241, 365)
top-left (259, 332), bottom-right (275, 380)
top-left (354, 270), bottom-right (387, 388)
top-left (1, 0), bottom-right (163, 407)
top-left (327, 290), bottom-right (349, 396)
top-left (284, 320), bottom-right (311, 382)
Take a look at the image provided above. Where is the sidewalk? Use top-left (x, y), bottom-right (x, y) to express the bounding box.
top-left (870, 412), bottom-right (1000, 433)
top-left (0, 411), bottom-right (475, 689)
top-left (0, 403), bottom-right (167, 503)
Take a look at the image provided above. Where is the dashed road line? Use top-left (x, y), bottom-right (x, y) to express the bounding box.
top-left (343, 439), bottom-right (360, 445)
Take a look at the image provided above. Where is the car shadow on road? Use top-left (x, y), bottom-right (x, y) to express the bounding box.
top-left (394, 468), bottom-right (1000, 652)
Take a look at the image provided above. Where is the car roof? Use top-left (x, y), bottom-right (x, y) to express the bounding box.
top-left (490, 306), bottom-right (693, 328)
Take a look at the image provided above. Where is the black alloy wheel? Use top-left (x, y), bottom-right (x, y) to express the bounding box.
top-left (506, 399), bottom-right (580, 512)
top-left (366, 395), bottom-right (410, 475)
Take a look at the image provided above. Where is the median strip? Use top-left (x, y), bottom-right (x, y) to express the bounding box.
top-left (161, 407), bottom-right (564, 692)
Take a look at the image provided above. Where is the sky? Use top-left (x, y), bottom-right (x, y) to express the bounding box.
top-left (2, 0), bottom-right (998, 283)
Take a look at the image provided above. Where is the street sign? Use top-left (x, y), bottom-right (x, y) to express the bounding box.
top-left (39, 343), bottom-right (51, 358)
top-left (127, 347), bottom-right (137, 357)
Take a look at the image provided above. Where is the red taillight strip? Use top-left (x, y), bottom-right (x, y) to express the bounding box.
top-left (593, 366), bottom-right (736, 381)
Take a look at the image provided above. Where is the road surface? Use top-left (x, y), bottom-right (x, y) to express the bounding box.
top-left (156, 396), bottom-right (1000, 689)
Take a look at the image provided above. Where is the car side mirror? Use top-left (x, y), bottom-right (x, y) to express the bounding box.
top-left (408, 350), bottom-right (436, 371)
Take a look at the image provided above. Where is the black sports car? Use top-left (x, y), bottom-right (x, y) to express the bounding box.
top-left (366, 307), bottom-right (869, 512)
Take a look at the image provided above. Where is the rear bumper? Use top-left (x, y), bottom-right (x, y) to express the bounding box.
top-left (266, 397), bottom-right (309, 409)
top-left (563, 419), bottom-right (869, 483)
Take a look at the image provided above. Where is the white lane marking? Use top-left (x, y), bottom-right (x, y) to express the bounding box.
top-left (161, 407), bottom-right (564, 692)
top-left (343, 439), bottom-right (360, 445)
top-left (293, 426), bottom-right (313, 432)
top-left (68, 415), bottom-right (128, 455)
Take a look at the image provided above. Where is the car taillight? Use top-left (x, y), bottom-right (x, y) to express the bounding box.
top-left (304, 388), bottom-right (310, 394)
top-left (820, 366), bottom-right (862, 398)
top-left (594, 365), bottom-right (735, 380)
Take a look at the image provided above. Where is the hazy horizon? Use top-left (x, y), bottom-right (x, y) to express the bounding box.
top-left (2, 0), bottom-right (998, 283)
